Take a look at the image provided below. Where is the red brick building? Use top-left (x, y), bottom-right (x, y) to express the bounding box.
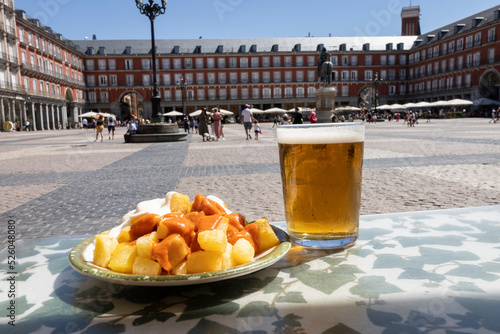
top-left (1, 3), bottom-right (500, 129)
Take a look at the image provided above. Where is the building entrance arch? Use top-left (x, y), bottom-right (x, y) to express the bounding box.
top-left (479, 70), bottom-right (500, 101)
top-left (119, 91), bottom-right (144, 120)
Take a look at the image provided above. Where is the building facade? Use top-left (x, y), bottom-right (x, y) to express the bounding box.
top-left (1, 4), bottom-right (500, 130)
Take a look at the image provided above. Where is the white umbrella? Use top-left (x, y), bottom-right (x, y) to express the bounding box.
top-left (264, 107), bottom-right (288, 114)
top-left (414, 101), bottom-right (433, 108)
top-left (163, 111), bottom-right (184, 116)
top-left (249, 108), bottom-right (265, 114)
top-left (78, 111), bottom-right (97, 118)
top-left (377, 104), bottom-right (391, 110)
top-left (386, 104), bottom-right (406, 110)
top-left (288, 107), bottom-right (313, 113)
top-left (190, 109), bottom-right (212, 117)
top-left (218, 109), bottom-right (234, 116)
top-left (336, 106), bottom-right (360, 112)
top-left (403, 103), bottom-right (419, 108)
top-left (445, 99), bottom-right (473, 106)
top-left (472, 97), bottom-right (500, 106)
top-left (429, 101), bottom-right (449, 107)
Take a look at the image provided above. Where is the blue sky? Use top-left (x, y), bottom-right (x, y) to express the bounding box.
top-left (14, 0), bottom-right (500, 41)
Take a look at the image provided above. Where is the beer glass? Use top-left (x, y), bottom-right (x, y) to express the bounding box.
top-left (277, 123), bottom-right (364, 249)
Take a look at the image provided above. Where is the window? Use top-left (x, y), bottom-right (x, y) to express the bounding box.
top-left (457, 38), bottom-right (464, 51)
top-left (207, 58), bottom-right (215, 68)
top-left (308, 87), bottom-right (315, 97)
top-left (219, 88), bottom-right (227, 99)
top-left (307, 70), bottom-right (315, 82)
top-left (284, 56), bottom-right (292, 67)
top-left (109, 75), bottom-right (117, 86)
top-left (184, 58), bottom-right (193, 69)
top-left (364, 55), bottom-right (372, 66)
top-left (229, 57), bottom-right (237, 68)
top-left (263, 71), bottom-right (270, 83)
top-left (465, 35), bottom-right (473, 48)
top-left (342, 56), bottom-right (349, 66)
top-left (388, 69), bottom-right (395, 81)
top-left (388, 55), bottom-right (396, 65)
top-left (441, 43), bottom-right (447, 55)
top-left (161, 58), bottom-right (170, 69)
top-left (196, 73), bottom-right (204, 84)
top-left (388, 85), bottom-right (396, 95)
top-left (108, 59), bottom-right (116, 70)
top-left (273, 71), bottom-right (281, 82)
top-left (273, 56), bottom-right (281, 67)
top-left (456, 75), bottom-right (462, 88)
top-left (285, 87), bottom-right (293, 98)
top-left (380, 70), bottom-right (387, 80)
top-left (449, 41), bottom-right (455, 53)
top-left (98, 59), bottom-right (106, 70)
top-left (126, 75), bottom-right (134, 86)
top-left (263, 88), bottom-right (271, 99)
top-left (173, 58), bottom-right (181, 69)
top-left (426, 81), bottom-right (431, 91)
top-left (296, 71), bottom-right (304, 82)
top-left (441, 60), bottom-right (447, 73)
top-left (143, 74), bottom-right (150, 86)
top-left (350, 71), bottom-right (358, 81)
top-left (341, 86), bottom-right (349, 96)
top-left (380, 55), bottom-right (387, 65)
top-left (252, 87), bottom-right (259, 99)
top-left (399, 69), bottom-right (406, 80)
top-left (241, 72), bottom-right (248, 83)
top-left (350, 55), bottom-right (358, 66)
top-left (457, 56), bottom-right (463, 70)
top-left (21, 51), bottom-right (26, 65)
top-left (433, 46), bottom-right (439, 58)
top-left (296, 56), bottom-right (303, 66)
top-left (474, 32), bottom-right (482, 46)
top-left (341, 71), bottom-right (349, 81)
top-left (240, 57), bottom-right (248, 68)
top-left (364, 70), bottom-right (372, 80)
top-left (164, 90), bottom-right (171, 101)
top-left (208, 89), bottom-right (216, 100)
top-left (18, 26), bottom-right (24, 42)
top-left (466, 54), bottom-right (473, 68)
top-left (285, 71), bottom-right (292, 82)
top-left (251, 57), bottom-right (259, 67)
top-left (488, 48), bottom-right (495, 64)
top-left (307, 56), bottom-right (315, 66)
top-left (163, 74), bottom-right (171, 85)
top-left (415, 52), bottom-right (420, 62)
top-left (195, 58), bottom-right (204, 69)
top-left (473, 52), bottom-right (481, 66)
top-left (99, 75), bottom-right (107, 86)
top-left (273, 87), bottom-right (282, 98)
top-left (447, 77), bottom-right (453, 89)
top-left (87, 75), bottom-right (95, 86)
top-left (100, 91), bottom-right (109, 103)
top-left (488, 28), bottom-right (496, 43)
top-left (175, 90), bottom-right (182, 101)
top-left (88, 92), bottom-right (96, 103)
top-left (262, 56), bottom-right (270, 67)
top-left (241, 88), bottom-right (249, 99)
top-left (218, 72), bottom-right (226, 83)
top-left (86, 59), bottom-right (94, 70)
top-left (449, 58), bottom-right (455, 71)
top-left (125, 59), bottom-right (133, 70)
top-left (465, 73), bottom-right (472, 87)
top-left (296, 87), bottom-right (304, 98)
top-left (230, 88), bottom-right (238, 99)
top-left (399, 55), bottom-right (406, 65)
top-left (230, 72), bottom-right (237, 84)
top-left (252, 72), bottom-right (259, 83)
top-left (399, 85), bottom-right (406, 95)
top-left (185, 73), bottom-right (193, 84)
top-left (434, 62), bottom-right (439, 74)
top-left (208, 73), bottom-right (215, 84)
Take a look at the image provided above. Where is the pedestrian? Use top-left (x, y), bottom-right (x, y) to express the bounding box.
top-left (292, 107), bottom-right (303, 124)
top-left (24, 120), bottom-right (30, 131)
top-left (272, 116), bottom-right (278, 128)
top-left (241, 104), bottom-right (254, 140)
top-left (198, 108), bottom-right (210, 141)
top-left (309, 110), bottom-right (317, 123)
top-left (190, 117), bottom-right (195, 133)
top-left (253, 119), bottom-right (262, 140)
top-left (107, 114), bottom-right (116, 140)
top-left (183, 115), bottom-right (190, 133)
top-left (126, 120), bottom-right (137, 135)
top-left (193, 118), bottom-right (198, 133)
top-left (94, 114), bottom-right (105, 142)
top-left (82, 118), bottom-right (88, 130)
top-left (212, 108), bottom-right (223, 141)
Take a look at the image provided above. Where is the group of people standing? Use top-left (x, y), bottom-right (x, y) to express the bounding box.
top-left (197, 107), bottom-right (225, 141)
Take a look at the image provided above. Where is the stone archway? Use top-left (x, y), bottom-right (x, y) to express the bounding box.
top-left (119, 91), bottom-right (144, 121)
top-left (479, 70), bottom-right (500, 101)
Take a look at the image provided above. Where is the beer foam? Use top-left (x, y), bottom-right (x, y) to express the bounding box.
top-left (277, 123), bottom-right (364, 144)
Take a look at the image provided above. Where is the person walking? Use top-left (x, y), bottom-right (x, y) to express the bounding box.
top-left (107, 114), bottom-right (116, 140)
top-left (253, 119), bottom-right (262, 140)
top-left (212, 108), bottom-right (223, 141)
top-left (241, 104), bottom-right (254, 140)
top-left (95, 114), bottom-right (105, 142)
top-left (292, 107), bottom-right (303, 124)
top-left (198, 108), bottom-right (210, 141)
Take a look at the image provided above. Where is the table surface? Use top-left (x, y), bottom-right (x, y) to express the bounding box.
top-left (1, 206), bottom-right (500, 333)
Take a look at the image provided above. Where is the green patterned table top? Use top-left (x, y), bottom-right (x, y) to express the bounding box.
top-left (1, 206), bottom-right (500, 333)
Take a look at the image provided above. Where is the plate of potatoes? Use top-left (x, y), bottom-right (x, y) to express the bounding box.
top-left (69, 193), bottom-right (290, 286)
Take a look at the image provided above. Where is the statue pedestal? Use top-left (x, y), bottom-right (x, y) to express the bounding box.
top-left (315, 87), bottom-right (337, 123)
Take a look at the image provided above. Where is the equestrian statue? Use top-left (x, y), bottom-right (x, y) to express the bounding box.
top-left (317, 48), bottom-right (333, 88)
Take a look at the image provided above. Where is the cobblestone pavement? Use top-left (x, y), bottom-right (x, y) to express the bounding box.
top-left (1, 118), bottom-right (499, 247)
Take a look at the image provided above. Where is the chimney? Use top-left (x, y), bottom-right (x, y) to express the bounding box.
top-left (401, 6), bottom-right (421, 36)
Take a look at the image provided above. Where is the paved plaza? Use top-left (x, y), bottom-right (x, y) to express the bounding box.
top-left (1, 118), bottom-right (499, 247)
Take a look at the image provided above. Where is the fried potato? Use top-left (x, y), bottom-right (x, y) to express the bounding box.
top-left (186, 251), bottom-right (223, 273)
top-left (169, 193), bottom-right (191, 214)
top-left (231, 238), bottom-right (255, 265)
top-left (198, 229), bottom-right (227, 253)
top-left (93, 235), bottom-right (118, 268)
top-left (108, 243), bottom-right (137, 273)
top-left (132, 257), bottom-right (162, 276)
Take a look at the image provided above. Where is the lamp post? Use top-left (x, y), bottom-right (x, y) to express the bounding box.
top-left (135, 0), bottom-right (167, 122)
top-left (371, 72), bottom-right (380, 114)
top-left (177, 75), bottom-right (187, 116)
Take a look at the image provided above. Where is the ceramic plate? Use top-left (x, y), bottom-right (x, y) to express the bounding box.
top-left (69, 226), bottom-right (290, 286)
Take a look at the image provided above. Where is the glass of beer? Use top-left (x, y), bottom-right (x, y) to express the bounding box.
top-left (277, 123), bottom-right (364, 249)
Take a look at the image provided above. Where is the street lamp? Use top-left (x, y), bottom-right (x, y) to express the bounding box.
top-left (135, 0), bottom-right (167, 122)
top-left (371, 72), bottom-right (380, 114)
top-left (177, 75), bottom-right (187, 116)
